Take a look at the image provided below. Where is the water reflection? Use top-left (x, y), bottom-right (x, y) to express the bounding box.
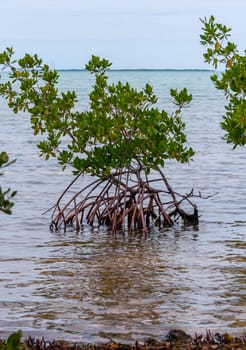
top-left (1, 225), bottom-right (244, 342)
top-left (213, 239), bottom-right (246, 329)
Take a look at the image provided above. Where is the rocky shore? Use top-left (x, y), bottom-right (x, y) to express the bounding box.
top-left (1, 330), bottom-right (246, 350)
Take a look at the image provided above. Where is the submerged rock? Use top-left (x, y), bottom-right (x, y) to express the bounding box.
top-left (166, 329), bottom-right (192, 343)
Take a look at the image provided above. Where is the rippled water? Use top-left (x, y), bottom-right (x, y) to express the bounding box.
top-left (0, 70), bottom-right (246, 342)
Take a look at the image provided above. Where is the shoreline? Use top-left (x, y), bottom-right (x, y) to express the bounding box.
top-left (1, 330), bottom-right (246, 350)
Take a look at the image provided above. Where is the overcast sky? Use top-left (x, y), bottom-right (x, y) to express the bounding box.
top-left (0, 0), bottom-right (245, 69)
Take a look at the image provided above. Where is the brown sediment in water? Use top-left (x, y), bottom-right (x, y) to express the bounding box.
top-left (1, 330), bottom-right (246, 350)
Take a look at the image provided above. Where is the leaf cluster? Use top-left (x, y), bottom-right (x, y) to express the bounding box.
top-left (0, 50), bottom-right (194, 177)
top-left (0, 152), bottom-right (16, 214)
top-left (200, 15), bottom-right (236, 69)
top-left (200, 16), bottom-right (246, 147)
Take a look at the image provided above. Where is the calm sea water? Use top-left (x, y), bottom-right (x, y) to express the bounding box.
top-left (0, 70), bottom-right (245, 342)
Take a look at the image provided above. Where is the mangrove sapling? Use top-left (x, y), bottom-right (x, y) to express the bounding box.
top-left (0, 50), bottom-right (202, 232)
top-left (200, 15), bottom-right (246, 147)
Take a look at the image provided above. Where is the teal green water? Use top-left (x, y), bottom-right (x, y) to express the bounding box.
top-left (0, 71), bottom-right (245, 342)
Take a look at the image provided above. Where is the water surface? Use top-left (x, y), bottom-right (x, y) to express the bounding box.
top-left (0, 70), bottom-right (245, 342)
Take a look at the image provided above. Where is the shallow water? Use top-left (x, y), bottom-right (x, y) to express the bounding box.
top-left (0, 70), bottom-right (246, 342)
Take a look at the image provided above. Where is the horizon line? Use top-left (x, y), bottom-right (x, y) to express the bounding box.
top-left (56, 68), bottom-right (214, 72)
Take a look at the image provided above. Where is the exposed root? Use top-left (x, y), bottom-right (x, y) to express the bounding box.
top-left (47, 166), bottom-right (208, 233)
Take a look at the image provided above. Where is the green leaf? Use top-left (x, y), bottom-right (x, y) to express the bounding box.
top-left (6, 330), bottom-right (22, 350)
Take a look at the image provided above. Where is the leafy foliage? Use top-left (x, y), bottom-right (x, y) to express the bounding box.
top-left (0, 151), bottom-right (16, 214)
top-left (200, 15), bottom-right (246, 147)
top-left (0, 50), bottom-right (194, 177)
